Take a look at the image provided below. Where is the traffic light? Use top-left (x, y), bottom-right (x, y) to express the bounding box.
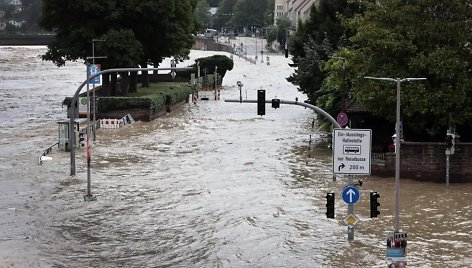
top-left (284, 40), bottom-right (288, 58)
top-left (271, 98), bottom-right (280, 109)
top-left (326, 192), bottom-right (335, 218)
top-left (370, 192), bottom-right (380, 218)
top-left (257, 89), bottom-right (265, 116)
top-left (445, 133), bottom-right (454, 148)
top-left (445, 132), bottom-right (456, 155)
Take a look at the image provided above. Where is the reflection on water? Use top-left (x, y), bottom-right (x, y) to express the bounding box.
top-left (1, 46), bottom-right (471, 267)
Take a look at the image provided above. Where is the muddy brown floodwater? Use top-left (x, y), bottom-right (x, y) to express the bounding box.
top-left (0, 46), bottom-right (471, 267)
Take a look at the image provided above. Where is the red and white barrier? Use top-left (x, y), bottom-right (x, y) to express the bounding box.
top-left (99, 119), bottom-right (123, 129)
top-left (99, 114), bottom-right (135, 129)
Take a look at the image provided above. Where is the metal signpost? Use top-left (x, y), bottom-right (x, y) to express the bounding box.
top-left (333, 129), bottom-right (372, 175)
top-left (333, 128), bottom-right (372, 241)
top-left (342, 185), bottom-right (360, 240)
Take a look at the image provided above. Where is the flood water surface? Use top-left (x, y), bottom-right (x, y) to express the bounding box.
top-left (1, 46), bottom-right (471, 267)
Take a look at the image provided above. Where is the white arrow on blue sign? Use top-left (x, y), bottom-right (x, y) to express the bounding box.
top-left (342, 185), bottom-right (360, 204)
top-left (88, 64), bottom-right (101, 84)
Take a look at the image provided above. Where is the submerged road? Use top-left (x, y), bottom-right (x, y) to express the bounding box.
top-left (0, 46), bottom-right (471, 267)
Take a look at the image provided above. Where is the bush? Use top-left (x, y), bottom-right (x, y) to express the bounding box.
top-left (98, 84), bottom-right (195, 113)
top-left (190, 54), bottom-right (234, 78)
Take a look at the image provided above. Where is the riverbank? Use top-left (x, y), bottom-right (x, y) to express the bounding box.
top-left (0, 34), bottom-right (55, 46)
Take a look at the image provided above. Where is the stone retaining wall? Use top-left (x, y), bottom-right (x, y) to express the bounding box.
top-left (372, 142), bottom-right (472, 183)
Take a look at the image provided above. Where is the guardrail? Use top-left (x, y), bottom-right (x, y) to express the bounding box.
top-left (234, 48), bottom-right (256, 64)
top-left (39, 142), bottom-right (59, 164)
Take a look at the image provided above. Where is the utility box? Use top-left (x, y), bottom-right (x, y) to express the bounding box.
top-left (57, 119), bottom-right (86, 151)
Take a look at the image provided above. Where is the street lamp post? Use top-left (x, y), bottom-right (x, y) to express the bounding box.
top-left (214, 66), bottom-right (218, 100)
top-left (197, 61), bottom-right (200, 79)
top-left (197, 61), bottom-right (200, 98)
top-left (364, 76), bottom-right (426, 232)
top-left (255, 27), bottom-right (258, 61)
top-left (82, 39), bottom-right (106, 201)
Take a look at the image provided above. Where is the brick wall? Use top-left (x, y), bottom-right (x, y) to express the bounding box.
top-left (372, 142), bottom-right (472, 183)
top-left (192, 37), bottom-right (233, 53)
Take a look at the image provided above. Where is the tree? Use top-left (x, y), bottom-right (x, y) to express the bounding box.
top-left (232, 0), bottom-right (268, 31)
top-left (194, 54), bottom-right (234, 78)
top-left (20, 0), bottom-right (42, 32)
top-left (266, 15), bottom-right (291, 50)
top-left (264, 0), bottom-right (275, 26)
top-left (345, 0), bottom-right (472, 139)
top-left (99, 29), bottom-right (143, 96)
top-left (214, 0), bottom-right (237, 31)
top-left (195, 0), bottom-right (212, 30)
top-left (39, 0), bottom-right (198, 92)
top-left (287, 0), bottom-right (362, 113)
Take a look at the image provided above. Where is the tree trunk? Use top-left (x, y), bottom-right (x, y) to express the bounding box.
top-left (102, 73), bottom-right (111, 96)
top-left (141, 61), bottom-right (149, 87)
top-left (120, 72), bottom-right (129, 96)
top-left (111, 73), bottom-right (118, 96)
top-left (129, 71), bottom-right (138, 93)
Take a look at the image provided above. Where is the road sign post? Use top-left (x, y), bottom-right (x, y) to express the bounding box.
top-left (332, 129), bottom-right (371, 241)
top-left (333, 129), bottom-right (372, 175)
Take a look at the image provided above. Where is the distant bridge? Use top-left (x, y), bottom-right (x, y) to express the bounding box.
top-left (0, 34), bottom-right (55, 46)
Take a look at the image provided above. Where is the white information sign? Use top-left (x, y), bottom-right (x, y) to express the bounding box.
top-left (333, 129), bottom-right (372, 175)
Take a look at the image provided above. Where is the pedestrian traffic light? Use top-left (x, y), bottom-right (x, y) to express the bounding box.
top-left (257, 89), bottom-right (265, 116)
top-left (326, 192), bottom-right (335, 218)
top-left (445, 133), bottom-right (455, 148)
top-left (271, 98), bottom-right (280, 109)
top-left (445, 133), bottom-right (453, 148)
top-left (370, 192), bottom-right (380, 218)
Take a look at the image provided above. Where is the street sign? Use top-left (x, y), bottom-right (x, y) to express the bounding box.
top-left (343, 214), bottom-right (359, 227)
top-left (88, 64), bottom-right (101, 84)
top-left (342, 185), bottom-right (360, 204)
top-left (333, 129), bottom-right (372, 175)
top-left (337, 112), bottom-right (349, 127)
top-left (79, 97), bottom-right (88, 116)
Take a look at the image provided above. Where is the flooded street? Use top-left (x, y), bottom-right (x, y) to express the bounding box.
top-left (1, 46), bottom-right (471, 267)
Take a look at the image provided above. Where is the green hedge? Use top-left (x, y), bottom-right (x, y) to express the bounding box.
top-left (98, 84), bottom-right (195, 113)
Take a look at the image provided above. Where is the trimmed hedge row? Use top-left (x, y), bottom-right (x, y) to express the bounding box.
top-left (98, 84), bottom-right (195, 114)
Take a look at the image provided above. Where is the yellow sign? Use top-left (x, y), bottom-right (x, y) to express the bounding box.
top-left (343, 214), bottom-right (359, 226)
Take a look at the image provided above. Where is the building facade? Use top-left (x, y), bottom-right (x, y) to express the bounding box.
top-left (274, 0), bottom-right (319, 28)
top-left (274, 0), bottom-right (288, 25)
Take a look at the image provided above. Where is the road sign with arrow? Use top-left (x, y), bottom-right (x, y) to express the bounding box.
top-left (342, 185), bottom-right (360, 204)
top-left (333, 129), bottom-right (372, 175)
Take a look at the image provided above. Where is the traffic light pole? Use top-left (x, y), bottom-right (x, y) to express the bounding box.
top-left (226, 98), bottom-right (371, 241)
top-left (224, 98), bottom-right (341, 128)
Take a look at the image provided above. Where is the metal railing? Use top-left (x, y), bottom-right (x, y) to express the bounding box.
top-left (39, 142), bottom-right (59, 164)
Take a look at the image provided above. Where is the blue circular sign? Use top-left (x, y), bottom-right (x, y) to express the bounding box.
top-left (342, 186), bottom-right (360, 204)
top-left (337, 113), bottom-right (349, 127)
